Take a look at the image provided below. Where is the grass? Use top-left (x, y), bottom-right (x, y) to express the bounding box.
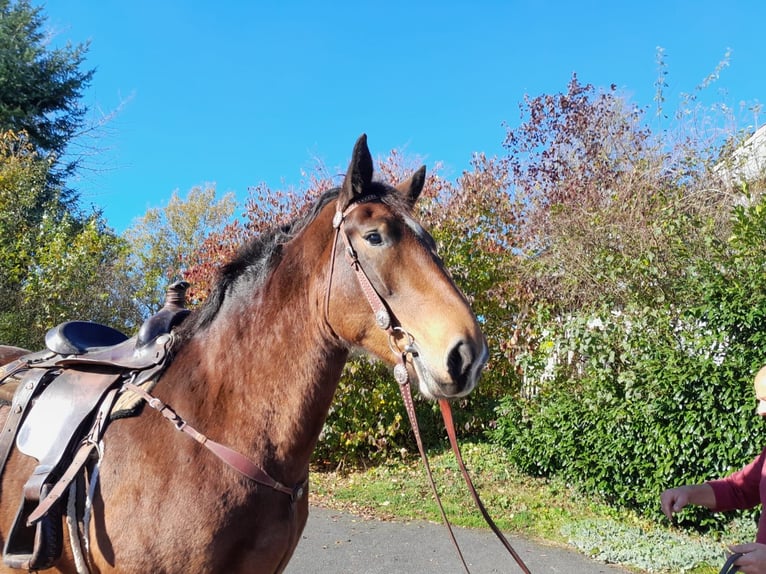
top-left (309, 443), bottom-right (748, 573)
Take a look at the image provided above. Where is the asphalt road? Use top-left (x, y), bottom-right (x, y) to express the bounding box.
top-left (285, 506), bottom-right (633, 573)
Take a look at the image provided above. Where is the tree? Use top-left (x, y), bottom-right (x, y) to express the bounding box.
top-left (0, 0), bottom-right (94, 199)
top-left (183, 167), bottom-right (337, 303)
top-left (0, 130), bottom-right (49, 341)
top-left (503, 74), bottom-right (736, 312)
top-left (368, 149), bottom-right (525, 383)
top-left (122, 185), bottom-right (237, 315)
top-left (0, 130), bottom-right (135, 348)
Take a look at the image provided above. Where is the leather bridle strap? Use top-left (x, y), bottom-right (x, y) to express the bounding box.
top-left (440, 399), bottom-right (532, 574)
top-left (394, 362), bottom-right (471, 572)
top-left (326, 196), bottom-right (393, 332)
top-left (395, 368), bottom-right (531, 574)
top-left (329, 198), bottom-right (530, 573)
top-left (123, 381), bottom-right (307, 503)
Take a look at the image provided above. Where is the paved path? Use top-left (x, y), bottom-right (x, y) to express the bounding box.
top-left (285, 506), bottom-right (634, 573)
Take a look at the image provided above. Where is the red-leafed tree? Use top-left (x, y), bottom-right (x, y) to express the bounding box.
top-left (503, 74), bottom-right (736, 312)
top-left (183, 152), bottom-right (452, 303)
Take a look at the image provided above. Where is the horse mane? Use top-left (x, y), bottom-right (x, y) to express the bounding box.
top-left (174, 181), bottom-right (409, 345)
top-left (174, 189), bottom-right (338, 341)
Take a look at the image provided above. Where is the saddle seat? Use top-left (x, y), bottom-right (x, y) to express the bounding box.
top-left (43, 282), bottom-right (191, 371)
top-left (44, 321), bottom-right (128, 356)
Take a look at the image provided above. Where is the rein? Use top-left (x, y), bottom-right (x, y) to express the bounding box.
top-left (330, 198), bottom-right (532, 574)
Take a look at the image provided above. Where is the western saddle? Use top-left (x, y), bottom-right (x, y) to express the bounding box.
top-left (0, 282), bottom-right (190, 571)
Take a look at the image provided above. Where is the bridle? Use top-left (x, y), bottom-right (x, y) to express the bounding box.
top-left (327, 196), bottom-right (532, 574)
top-left (326, 195), bottom-right (420, 357)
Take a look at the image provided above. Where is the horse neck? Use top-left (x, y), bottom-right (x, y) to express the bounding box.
top-left (165, 218), bottom-right (347, 484)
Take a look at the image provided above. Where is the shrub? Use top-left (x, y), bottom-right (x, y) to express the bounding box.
top-left (491, 193), bottom-right (766, 529)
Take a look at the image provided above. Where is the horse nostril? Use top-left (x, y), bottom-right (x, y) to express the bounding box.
top-left (447, 340), bottom-right (474, 384)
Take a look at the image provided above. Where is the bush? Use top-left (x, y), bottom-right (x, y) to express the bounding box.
top-left (314, 356), bottom-right (463, 467)
top-left (562, 518), bottom-right (732, 573)
top-left (314, 352), bottom-right (503, 467)
top-left (490, 193), bottom-right (766, 529)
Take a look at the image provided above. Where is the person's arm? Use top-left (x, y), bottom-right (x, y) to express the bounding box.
top-left (708, 449), bottom-right (766, 513)
top-left (660, 483), bottom-right (716, 520)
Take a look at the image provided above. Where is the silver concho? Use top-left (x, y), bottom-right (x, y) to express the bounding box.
top-left (375, 309), bottom-right (391, 330)
top-left (394, 363), bottom-right (409, 385)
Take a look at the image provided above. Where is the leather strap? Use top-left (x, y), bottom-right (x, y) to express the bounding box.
top-left (326, 196), bottom-right (391, 331)
top-left (395, 360), bottom-right (470, 572)
top-left (0, 368), bottom-right (48, 481)
top-left (440, 399), bottom-right (532, 573)
top-left (0, 357), bottom-right (29, 382)
top-left (336, 224), bottom-right (391, 329)
top-left (123, 382), bottom-right (307, 502)
top-left (720, 552), bottom-right (742, 574)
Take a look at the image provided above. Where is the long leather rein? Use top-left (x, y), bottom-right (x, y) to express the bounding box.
top-left (329, 197), bottom-right (532, 574)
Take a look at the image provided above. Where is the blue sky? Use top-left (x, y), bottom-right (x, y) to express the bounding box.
top-left (43, 1), bottom-right (765, 233)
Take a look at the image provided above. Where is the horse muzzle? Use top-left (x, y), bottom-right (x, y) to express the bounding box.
top-left (410, 337), bottom-right (488, 400)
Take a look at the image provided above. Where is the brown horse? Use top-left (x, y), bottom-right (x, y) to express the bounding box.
top-left (0, 134), bottom-right (487, 573)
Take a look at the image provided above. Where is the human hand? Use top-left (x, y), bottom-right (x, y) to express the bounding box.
top-left (727, 543), bottom-right (766, 574)
top-left (660, 486), bottom-right (692, 521)
top-left (660, 483), bottom-right (716, 521)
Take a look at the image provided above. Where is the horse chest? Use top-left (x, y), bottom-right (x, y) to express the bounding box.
top-left (91, 431), bottom-right (308, 573)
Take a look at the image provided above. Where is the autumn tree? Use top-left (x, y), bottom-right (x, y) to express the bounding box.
top-left (122, 184), bottom-right (237, 315)
top-left (182, 153), bottom-right (457, 303)
top-left (504, 74), bottom-right (736, 312)
top-left (183, 164), bottom-right (338, 303)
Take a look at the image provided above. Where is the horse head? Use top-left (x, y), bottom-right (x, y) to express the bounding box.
top-left (325, 135), bottom-right (488, 400)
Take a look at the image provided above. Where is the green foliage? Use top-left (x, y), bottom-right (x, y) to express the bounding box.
top-left (562, 519), bottom-right (731, 573)
top-left (164, 69), bottom-right (766, 554)
top-left (21, 214), bottom-right (128, 329)
top-left (314, 358), bottom-right (408, 466)
top-left (491, 192), bottom-right (766, 531)
top-left (0, 0), bottom-right (94, 194)
top-left (123, 185), bottom-right (237, 315)
top-left (0, 130), bottom-right (136, 348)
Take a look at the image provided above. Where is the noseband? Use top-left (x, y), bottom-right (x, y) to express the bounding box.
top-left (326, 197), bottom-right (531, 574)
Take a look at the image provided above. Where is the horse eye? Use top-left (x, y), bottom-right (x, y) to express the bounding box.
top-left (364, 231), bottom-right (384, 246)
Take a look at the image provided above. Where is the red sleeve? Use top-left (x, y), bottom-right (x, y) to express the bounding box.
top-left (707, 447), bottom-right (766, 512)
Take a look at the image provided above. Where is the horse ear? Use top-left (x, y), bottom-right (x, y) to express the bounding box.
top-left (396, 165), bottom-right (426, 208)
top-left (339, 134), bottom-right (374, 211)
